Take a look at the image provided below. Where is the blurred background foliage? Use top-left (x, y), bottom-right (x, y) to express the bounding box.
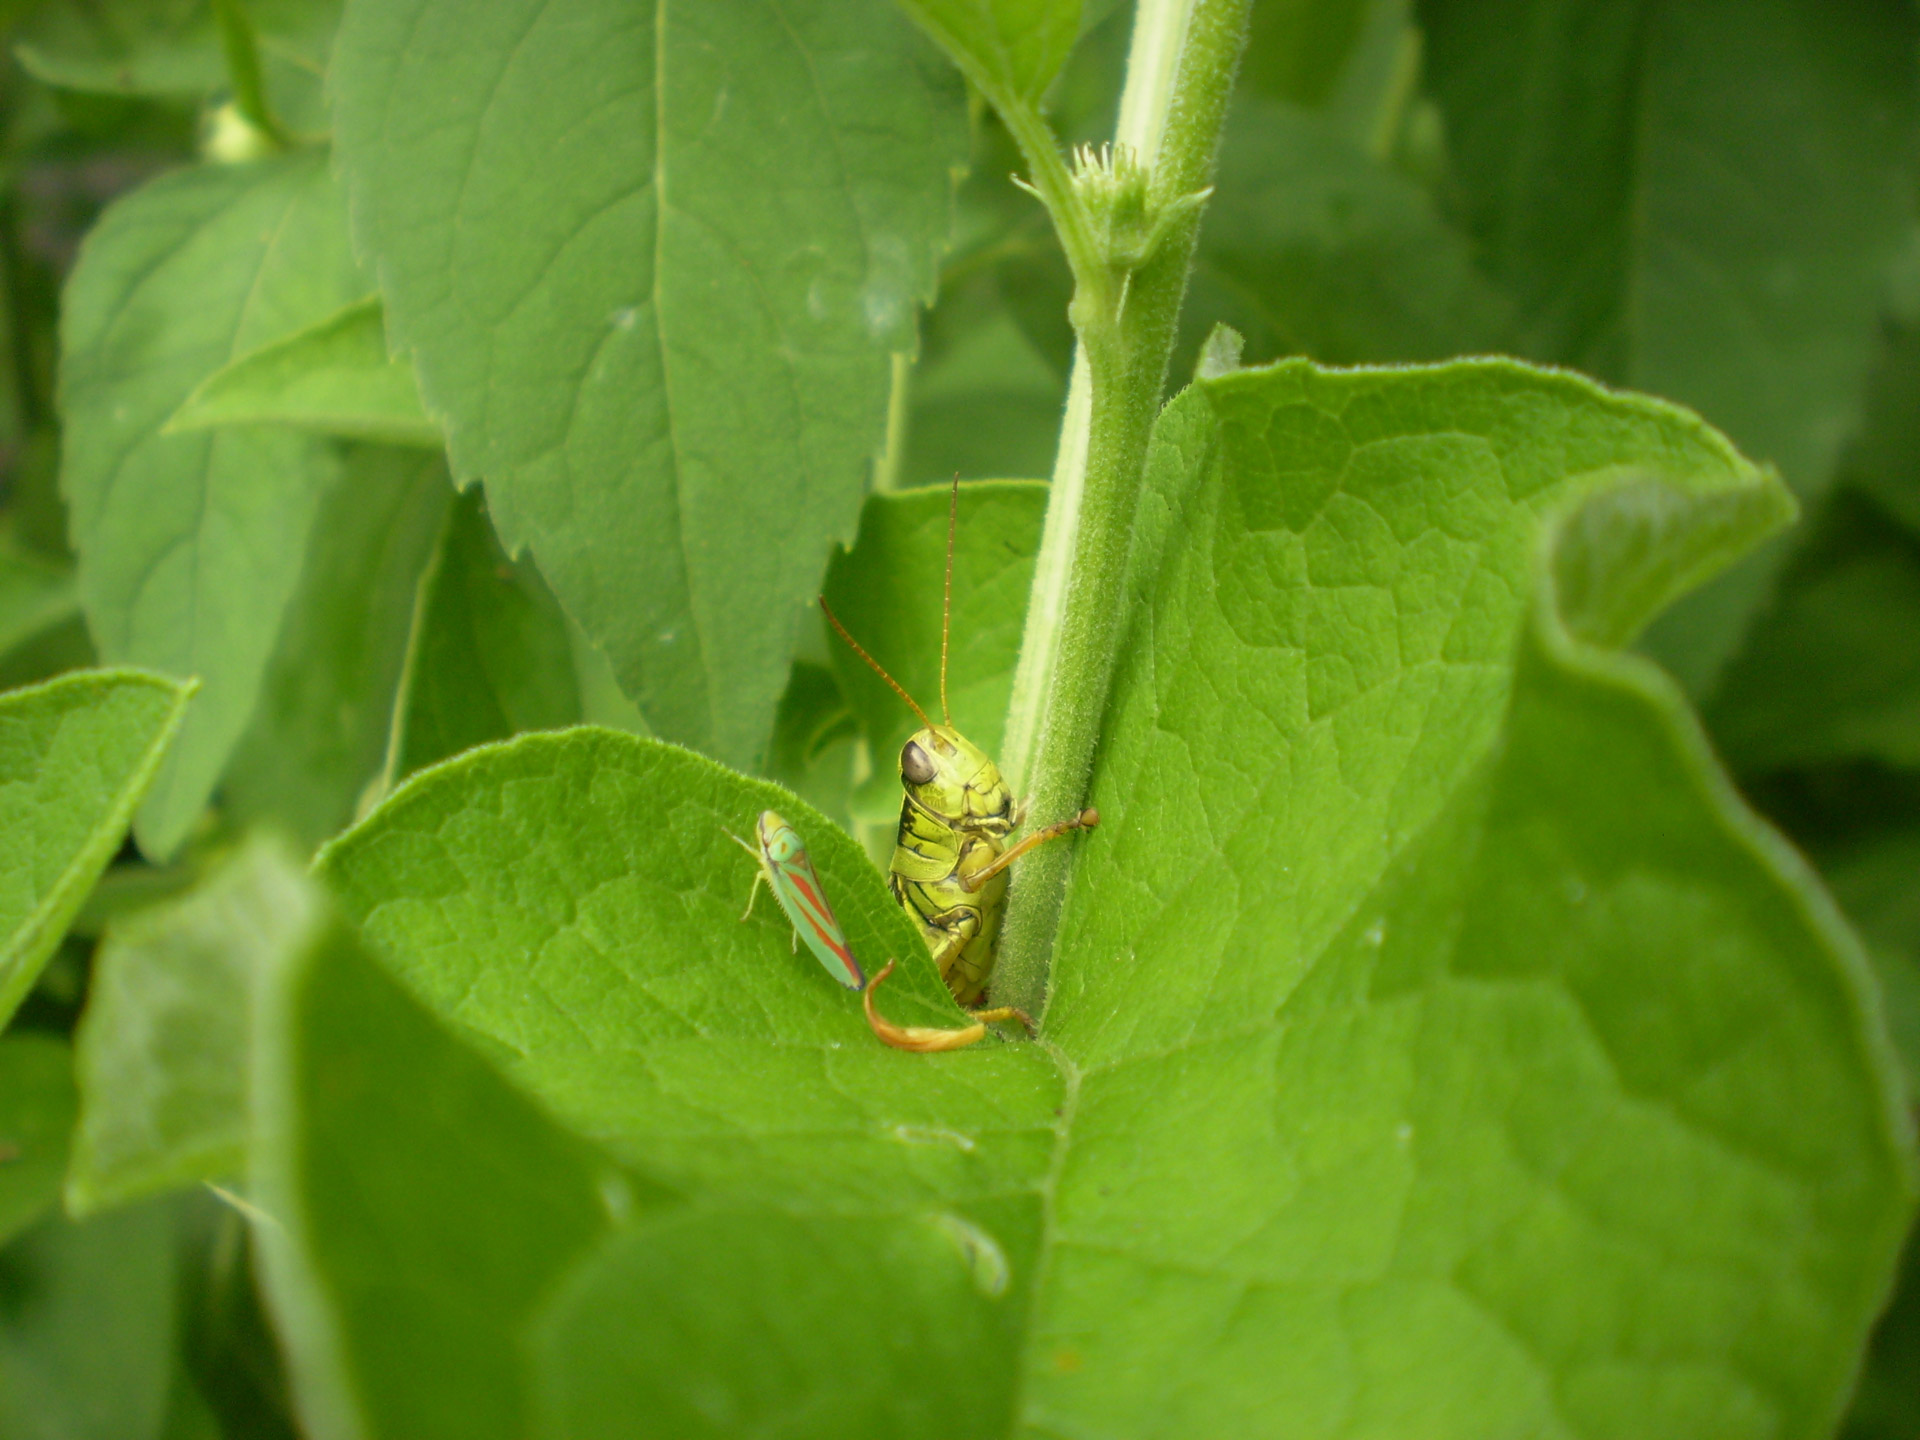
top-left (0, 0), bottom-right (1917, 1434)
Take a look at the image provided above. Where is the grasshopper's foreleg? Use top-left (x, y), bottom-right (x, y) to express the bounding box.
top-left (960, 807), bottom-right (1099, 893)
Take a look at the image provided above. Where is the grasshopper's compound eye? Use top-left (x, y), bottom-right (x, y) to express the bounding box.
top-left (901, 740), bottom-right (938, 787)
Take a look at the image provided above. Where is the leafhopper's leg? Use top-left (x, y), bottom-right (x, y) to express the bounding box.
top-left (739, 867), bottom-right (765, 922)
top-left (726, 831), bottom-right (767, 922)
top-left (862, 960), bottom-right (1033, 1053)
top-left (960, 808), bottom-right (1099, 893)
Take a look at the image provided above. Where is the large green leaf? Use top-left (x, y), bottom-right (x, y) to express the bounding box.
top-left (302, 357), bottom-right (1910, 1434)
top-left (313, 733), bottom-right (1046, 1437)
top-left (1417, 0), bottom-right (1919, 690)
top-left (0, 669), bottom-right (191, 1026)
top-left (331, 0), bottom-right (966, 772)
top-left (167, 298), bottom-right (441, 449)
top-left (319, 733), bottom-right (1005, 1175)
top-left (60, 152), bottom-right (370, 856)
top-left (221, 448), bottom-right (451, 849)
top-left (67, 841), bottom-right (318, 1215)
top-left (0, 1033), bottom-right (76, 1246)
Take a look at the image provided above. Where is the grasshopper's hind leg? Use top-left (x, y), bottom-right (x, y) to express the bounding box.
top-left (862, 960), bottom-right (1033, 1053)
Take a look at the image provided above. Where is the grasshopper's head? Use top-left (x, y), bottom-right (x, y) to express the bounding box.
top-left (900, 725), bottom-right (1012, 829)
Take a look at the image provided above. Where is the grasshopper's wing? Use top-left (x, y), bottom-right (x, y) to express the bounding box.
top-left (768, 844), bottom-right (865, 990)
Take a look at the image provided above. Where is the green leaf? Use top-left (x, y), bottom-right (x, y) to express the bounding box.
top-left (824, 480), bottom-right (1047, 784)
top-left (0, 619), bottom-right (96, 697)
top-left (765, 660), bottom-right (862, 833)
top-left (221, 448), bottom-right (451, 848)
top-left (16, 0), bottom-right (342, 132)
top-left (566, 614), bottom-right (653, 739)
top-left (0, 1033), bottom-right (76, 1246)
top-left (904, 303), bottom-right (1068, 485)
top-left (385, 487), bottom-right (581, 784)
top-left (0, 1200), bottom-right (182, 1440)
top-left (1846, 317), bottom-right (1920, 543)
top-left (309, 358), bottom-right (1910, 1435)
top-left (171, 1197), bottom-right (301, 1439)
top-left (313, 731), bottom-right (1045, 1432)
top-left (318, 732), bottom-right (1006, 1151)
top-left (1710, 491), bottom-right (1920, 774)
top-left (531, 1205), bottom-right (1021, 1440)
top-left (0, 669), bottom-right (191, 1026)
top-left (60, 152), bottom-right (370, 856)
top-left (1417, 0), bottom-right (1920, 690)
top-left (167, 297), bottom-right (440, 448)
top-left (331, 0), bottom-right (967, 771)
top-left (66, 840), bottom-right (315, 1216)
top-left (1238, 0), bottom-right (1377, 110)
top-left (0, 540), bottom-right (77, 661)
top-left (1037, 359), bottom-right (1908, 1435)
top-left (245, 848), bottom-right (627, 1440)
top-left (894, 0), bottom-right (1082, 110)
top-left (1185, 98), bottom-right (1513, 368)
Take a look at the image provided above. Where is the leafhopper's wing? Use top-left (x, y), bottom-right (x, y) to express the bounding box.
top-left (755, 811), bottom-right (865, 989)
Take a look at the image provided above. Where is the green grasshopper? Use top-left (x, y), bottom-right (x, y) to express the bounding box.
top-left (820, 478), bottom-right (1098, 1012)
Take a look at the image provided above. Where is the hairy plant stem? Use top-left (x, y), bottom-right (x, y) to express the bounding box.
top-left (991, 0), bottom-right (1252, 1019)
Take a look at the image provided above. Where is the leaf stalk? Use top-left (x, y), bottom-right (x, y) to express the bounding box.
top-left (210, 0), bottom-right (290, 151)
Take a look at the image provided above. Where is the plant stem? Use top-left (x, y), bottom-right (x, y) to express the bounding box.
top-left (873, 352), bottom-right (912, 493)
top-left (211, 0), bottom-right (288, 148)
top-left (991, 0), bottom-right (1251, 1019)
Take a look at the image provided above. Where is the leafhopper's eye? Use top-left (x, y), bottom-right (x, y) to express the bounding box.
top-left (901, 740), bottom-right (937, 787)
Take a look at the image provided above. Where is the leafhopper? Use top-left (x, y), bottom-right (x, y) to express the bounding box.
top-left (734, 809), bottom-right (865, 990)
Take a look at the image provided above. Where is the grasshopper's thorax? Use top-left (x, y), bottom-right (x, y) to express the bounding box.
top-left (899, 726), bottom-right (1013, 834)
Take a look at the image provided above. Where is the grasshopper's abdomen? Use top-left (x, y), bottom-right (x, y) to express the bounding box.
top-left (888, 798), bottom-right (1010, 1005)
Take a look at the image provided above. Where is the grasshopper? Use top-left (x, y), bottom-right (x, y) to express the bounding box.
top-left (820, 478), bottom-right (1097, 1014)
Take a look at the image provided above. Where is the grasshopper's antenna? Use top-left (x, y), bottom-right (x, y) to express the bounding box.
top-left (941, 473), bottom-right (957, 727)
top-left (820, 595), bottom-right (935, 731)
